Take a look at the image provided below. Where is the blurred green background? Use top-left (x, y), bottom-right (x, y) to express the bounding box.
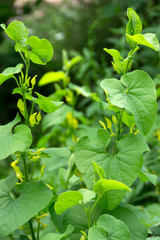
top-left (1, 0), bottom-right (160, 123)
top-left (0, 2), bottom-right (160, 237)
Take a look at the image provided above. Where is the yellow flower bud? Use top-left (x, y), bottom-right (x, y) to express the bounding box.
top-left (17, 99), bottom-right (25, 116)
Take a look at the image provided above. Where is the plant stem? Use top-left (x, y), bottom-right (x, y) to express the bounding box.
top-left (22, 153), bottom-right (36, 240)
top-left (13, 76), bottom-right (21, 89)
top-left (29, 219), bottom-right (36, 240)
top-left (22, 89), bottom-right (30, 126)
top-left (37, 220), bottom-right (40, 240)
top-left (22, 153), bottom-right (29, 182)
top-left (30, 162), bottom-right (37, 181)
top-left (87, 196), bottom-right (100, 229)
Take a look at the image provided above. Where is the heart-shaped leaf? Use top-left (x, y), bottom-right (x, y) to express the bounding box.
top-left (0, 21), bottom-right (28, 44)
top-left (26, 36), bottom-right (53, 65)
top-left (100, 70), bottom-right (157, 135)
top-left (0, 114), bottom-right (32, 160)
top-left (0, 176), bottom-right (53, 238)
top-left (75, 129), bottom-right (149, 209)
top-left (0, 64), bottom-right (23, 85)
top-left (88, 214), bottom-right (132, 240)
top-left (55, 191), bottom-right (83, 215)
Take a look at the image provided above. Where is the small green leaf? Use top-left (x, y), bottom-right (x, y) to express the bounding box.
top-left (26, 36), bottom-right (53, 65)
top-left (69, 83), bottom-right (93, 97)
top-left (0, 176), bottom-right (53, 238)
top-left (126, 8), bottom-right (142, 35)
top-left (93, 179), bottom-right (130, 196)
top-left (139, 166), bottom-right (158, 185)
top-left (101, 70), bottom-right (157, 135)
top-left (35, 92), bottom-right (63, 113)
top-left (88, 214), bottom-right (132, 240)
top-left (41, 224), bottom-right (74, 240)
top-left (0, 64), bottom-right (23, 85)
top-left (38, 71), bottom-right (66, 86)
top-left (126, 33), bottom-right (160, 51)
top-left (78, 188), bottom-right (96, 204)
top-left (0, 114), bottom-right (32, 160)
top-left (54, 191), bottom-right (83, 215)
top-left (0, 21), bottom-right (28, 44)
top-left (104, 48), bottom-right (123, 74)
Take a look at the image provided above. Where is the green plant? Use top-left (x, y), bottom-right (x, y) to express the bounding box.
top-left (0, 7), bottom-right (159, 240)
top-left (51, 8), bottom-right (160, 240)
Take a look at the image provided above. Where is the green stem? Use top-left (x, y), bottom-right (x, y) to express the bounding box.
top-left (30, 162), bottom-right (37, 181)
top-left (13, 76), bottom-right (21, 89)
top-left (22, 153), bottom-right (29, 182)
top-left (30, 100), bottom-right (35, 116)
top-left (87, 196), bottom-right (100, 229)
top-left (37, 220), bottom-right (40, 240)
top-left (22, 153), bottom-right (36, 240)
top-left (29, 219), bottom-right (36, 240)
top-left (18, 48), bottom-right (27, 66)
top-left (112, 110), bottom-right (123, 155)
top-left (25, 60), bottom-right (30, 83)
top-left (22, 89), bottom-right (29, 126)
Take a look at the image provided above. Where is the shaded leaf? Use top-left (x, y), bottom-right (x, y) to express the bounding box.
top-left (0, 176), bottom-right (53, 238)
top-left (110, 206), bottom-right (148, 240)
top-left (41, 224), bottom-right (74, 240)
top-left (35, 92), bottom-right (63, 113)
top-left (139, 166), bottom-right (158, 185)
top-left (0, 114), bottom-right (32, 160)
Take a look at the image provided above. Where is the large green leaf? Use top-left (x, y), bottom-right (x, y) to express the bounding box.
top-left (35, 92), bottom-right (63, 113)
top-left (75, 129), bottom-right (149, 209)
top-left (41, 224), bottom-right (74, 240)
top-left (0, 114), bottom-right (32, 160)
top-left (100, 70), bottom-right (157, 135)
top-left (0, 21), bottom-right (28, 44)
top-left (0, 175), bottom-right (53, 238)
top-left (126, 33), bottom-right (159, 51)
top-left (88, 214), bottom-right (132, 240)
top-left (110, 206), bottom-right (148, 240)
top-left (0, 64), bottom-right (23, 85)
top-left (126, 8), bottom-right (142, 35)
top-left (54, 191), bottom-right (83, 215)
top-left (26, 36), bottom-right (53, 65)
